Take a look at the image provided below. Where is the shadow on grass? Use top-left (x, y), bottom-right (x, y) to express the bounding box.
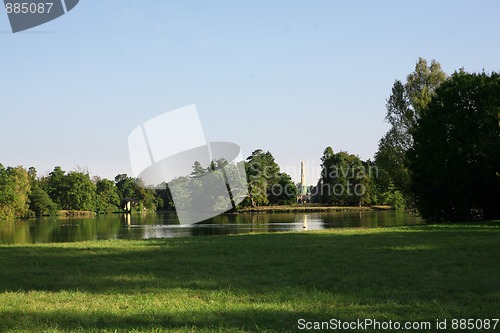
top-left (0, 308), bottom-right (322, 332)
top-left (0, 225), bottom-right (499, 331)
top-left (0, 225), bottom-right (497, 294)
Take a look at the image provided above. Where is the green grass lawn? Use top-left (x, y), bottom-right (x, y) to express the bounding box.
top-left (0, 223), bottom-right (499, 332)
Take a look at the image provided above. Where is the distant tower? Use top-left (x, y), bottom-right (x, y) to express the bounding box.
top-left (298, 161), bottom-right (310, 203)
top-left (300, 161), bottom-right (306, 195)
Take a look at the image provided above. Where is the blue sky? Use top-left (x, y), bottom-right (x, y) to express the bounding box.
top-left (1, 0), bottom-right (499, 184)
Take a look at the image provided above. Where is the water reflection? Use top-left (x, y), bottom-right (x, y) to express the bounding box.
top-left (0, 211), bottom-right (423, 244)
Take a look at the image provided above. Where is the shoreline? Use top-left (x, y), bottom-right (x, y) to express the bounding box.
top-left (58, 210), bottom-right (96, 217)
top-left (237, 204), bottom-right (393, 213)
top-left (8, 206), bottom-right (395, 221)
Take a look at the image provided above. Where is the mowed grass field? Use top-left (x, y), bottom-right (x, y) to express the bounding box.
top-left (0, 223), bottom-right (498, 332)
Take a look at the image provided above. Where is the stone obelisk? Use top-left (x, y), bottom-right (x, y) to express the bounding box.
top-left (300, 161), bottom-right (306, 194)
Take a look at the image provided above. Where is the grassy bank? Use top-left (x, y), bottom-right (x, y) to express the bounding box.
top-left (0, 223), bottom-right (498, 332)
top-left (58, 210), bottom-right (96, 217)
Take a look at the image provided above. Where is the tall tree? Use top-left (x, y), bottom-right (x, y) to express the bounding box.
top-left (0, 165), bottom-right (31, 219)
top-left (409, 71), bottom-right (500, 221)
top-left (29, 186), bottom-right (58, 216)
top-left (134, 178), bottom-right (157, 211)
top-left (154, 182), bottom-right (175, 211)
top-left (115, 174), bottom-right (157, 212)
top-left (96, 179), bottom-right (121, 213)
top-left (319, 147), bottom-right (335, 203)
top-left (115, 174), bottom-right (137, 201)
top-left (244, 150), bottom-right (283, 207)
top-left (190, 161), bottom-right (208, 179)
top-left (319, 148), bottom-right (371, 206)
top-left (375, 58), bottom-right (447, 203)
top-left (185, 161), bottom-right (231, 213)
top-left (46, 166), bottom-right (66, 209)
top-left (0, 164), bottom-right (12, 219)
top-left (64, 171), bottom-right (97, 211)
top-left (27, 167), bottom-right (58, 216)
top-left (268, 172), bottom-right (298, 205)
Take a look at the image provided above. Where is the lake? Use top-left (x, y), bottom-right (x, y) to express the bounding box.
top-left (0, 210), bottom-right (423, 244)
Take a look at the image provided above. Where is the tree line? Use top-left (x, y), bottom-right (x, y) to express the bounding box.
top-left (1, 58), bottom-right (498, 222)
top-left (0, 165), bottom-right (159, 219)
top-left (0, 149), bottom-right (300, 219)
top-left (0, 147), bottom-right (390, 219)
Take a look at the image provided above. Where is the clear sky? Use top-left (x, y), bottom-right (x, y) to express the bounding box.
top-left (1, 0), bottom-right (499, 184)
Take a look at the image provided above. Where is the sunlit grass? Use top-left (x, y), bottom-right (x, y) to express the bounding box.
top-left (0, 223), bottom-right (498, 332)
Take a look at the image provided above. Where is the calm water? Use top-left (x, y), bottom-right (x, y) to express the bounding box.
top-left (0, 211), bottom-right (423, 244)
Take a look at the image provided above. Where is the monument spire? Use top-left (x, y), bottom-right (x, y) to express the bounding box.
top-left (300, 160), bottom-right (306, 194)
top-left (297, 160), bottom-right (309, 203)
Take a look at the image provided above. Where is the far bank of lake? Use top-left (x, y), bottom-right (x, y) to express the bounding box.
top-left (238, 204), bottom-right (393, 213)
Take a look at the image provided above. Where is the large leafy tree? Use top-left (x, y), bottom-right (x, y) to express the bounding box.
top-left (409, 71), bottom-right (500, 221)
top-left (27, 167), bottom-right (58, 217)
top-left (29, 186), bottom-right (58, 216)
top-left (8, 166), bottom-right (31, 218)
top-left (268, 172), bottom-right (298, 205)
top-left (243, 149), bottom-right (286, 207)
top-left (114, 174), bottom-right (138, 201)
top-left (318, 147), bottom-right (334, 204)
top-left (185, 160), bottom-right (232, 213)
top-left (64, 171), bottom-right (97, 211)
top-left (319, 147), bottom-right (371, 206)
top-left (245, 150), bottom-right (272, 207)
top-left (96, 179), bottom-right (121, 213)
top-left (134, 178), bottom-right (157, 211)
top-left (46, 166), bottom-right (66, 209)
top-left (45, 167), bottom-right (97, 211)
top-left (154, 182), bottom-right (175, 211)
top-left (0, 165), bottom-right (31, 219)
top-left (115, 174), bottom-right (157, 211)
top-left (375, 58), bottom-right (447, 204)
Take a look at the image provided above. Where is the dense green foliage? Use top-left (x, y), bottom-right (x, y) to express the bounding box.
top-left (63, 172), bottom-right (97, 211)
top-left (0, 164), bottom-right (31, 219)
top-left (375, 58), bottom-right (447, 206)
top-left (46, 166), bottom-right (66, 209)
top-left (0, 224), bottom-right (498, 332)
top-left (372, 58), bottom-right (500, 221)
top-left (28, 185), bottom-right (58, 217)
top-left (243, 150), bottom-right (298, 207)
top-left (171, 159), bottom-right (235, 213)
top-left (316, 147), bottom-right (373, 206)
top-left (95, 179), bottom-right (121, 213)
top-left (0, 165), bottom-right (161, 218)
top-left (0, 150), bottom-right (299, 218)
top-left (409, 71), bottom-right (500, 221)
